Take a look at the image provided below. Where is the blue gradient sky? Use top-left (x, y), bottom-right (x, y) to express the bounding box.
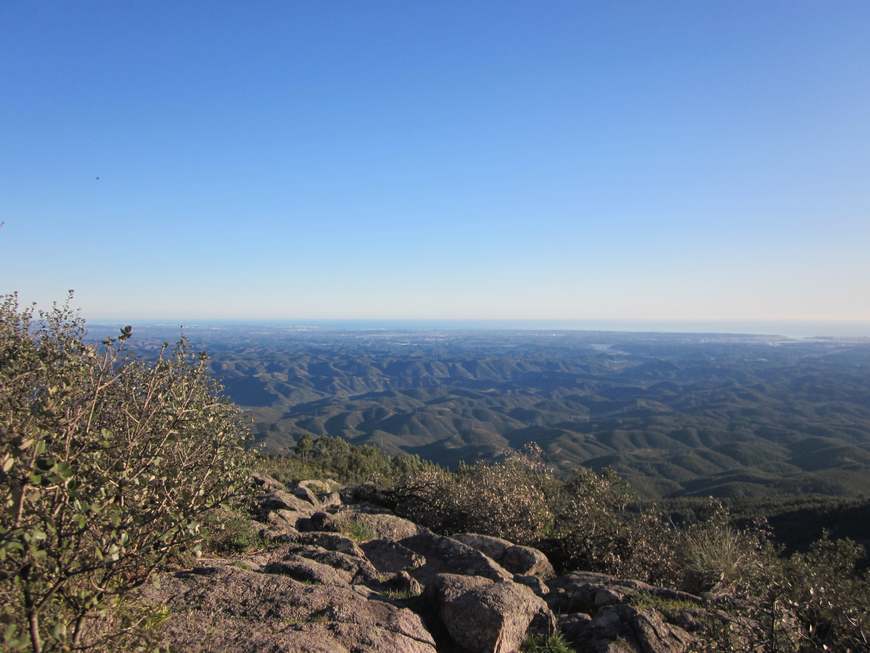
top-left (2, 2), bottom-right (869, 321)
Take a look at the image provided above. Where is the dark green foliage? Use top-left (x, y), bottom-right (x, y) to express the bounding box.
top-left (389, 444), bottom-right (557, 543)
top-left (522, 632), bottom-right (573, 653)
top-left (548, 467), bottom-right (680, 583)
top-left (779, 534), bottom-right (870, 651)
top-left (200, 506), bottom-right (268, 555)
top-left (0, 294), bottom-right (253, 652)
top-left (259, 433), bottom-right (432, 487)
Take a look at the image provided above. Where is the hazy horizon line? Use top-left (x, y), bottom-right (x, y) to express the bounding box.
top-left (83, 316), bottom-right (870, 339)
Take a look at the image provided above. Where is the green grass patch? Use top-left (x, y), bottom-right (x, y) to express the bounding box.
top-left (201, 507), bottom-right (269, 555)
top-left (630, 592), bottom-right (701, 617)
top-left (522, 632), bottom-right (573, 653)
top-left (340, 518), bottom-right (377, 542)
top-left (383, 588), bottom-right (419, 600)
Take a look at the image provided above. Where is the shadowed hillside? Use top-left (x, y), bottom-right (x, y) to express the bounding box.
top-left (90, 324), bottom-right (870, 499)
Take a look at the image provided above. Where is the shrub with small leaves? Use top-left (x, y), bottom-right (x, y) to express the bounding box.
top-left (0, 293), bottom-right (253, 652)
top-left (549, 467), bottom-right (680, 583)
top-left (781, 533), bottom-right (870, 651)
top-left (390, 445), bottom-right (555, 543)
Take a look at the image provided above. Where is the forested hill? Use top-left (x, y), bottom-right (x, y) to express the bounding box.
top-left (91, 325), bottom-right (870, 499)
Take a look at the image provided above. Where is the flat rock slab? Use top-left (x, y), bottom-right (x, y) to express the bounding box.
top-left (346, 511), bottom-right (422, 541)
top-left (399, 530), bottom-right (513, 585)
top-left (362, 539), bottom-right (426, 575)
top-left (143, 564), bottom-right (436, 653)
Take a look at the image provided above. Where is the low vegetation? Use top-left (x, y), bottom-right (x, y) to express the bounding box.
top-left (388, 445), bottom-right (556, 543)
top-left (0, 294), bottom-right (253, 652)
top-left (339, 517), bottom-right (377, 543)
top-left (259, 433), bottom-right (431, 487)
top-left (522, 632), bottom-right (574, 653)
top-left (284, 437), bottom-right (870, 650)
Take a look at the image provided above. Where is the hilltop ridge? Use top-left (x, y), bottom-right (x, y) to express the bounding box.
top-left (142, 473), bottom-right (732, 652)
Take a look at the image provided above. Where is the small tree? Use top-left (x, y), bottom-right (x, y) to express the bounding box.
top-left (0, 293), bottom-right (252, 651)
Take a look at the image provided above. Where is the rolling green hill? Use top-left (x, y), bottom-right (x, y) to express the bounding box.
top-left (100, 325), bottom-right (870, 498)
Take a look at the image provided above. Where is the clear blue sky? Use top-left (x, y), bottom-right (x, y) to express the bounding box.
top-left (2, 1), bottom-right (869, 321)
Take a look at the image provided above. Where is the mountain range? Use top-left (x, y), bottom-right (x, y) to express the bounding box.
top-left (95, 324), bottom-right (870, 499)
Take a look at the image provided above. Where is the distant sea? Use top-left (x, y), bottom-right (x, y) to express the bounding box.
top-left (92, 318), bottom-right (870, 339)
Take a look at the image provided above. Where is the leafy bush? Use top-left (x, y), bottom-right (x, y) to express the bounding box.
top-left (546, 467), bottom-right (679, 584)
top-left (389, 446), bottom-right (682, 580)
top-left (779, 534), bottom-right (870, 651)
top-left (0, 294), bottom-right (252, 652)
top-left (390, 445), bottom-right (556, 543)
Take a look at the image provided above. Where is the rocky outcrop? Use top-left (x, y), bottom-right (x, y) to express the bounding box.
top-left (568, 604), bottom-right (694, 653)
top-left (456, 532), bottom-right (555, 579)
top-left (143, 475), bottom-right (728, 652)
top-left (362, 538), bottom-right (426, 574)
top-left (400, 530), bottom-right (514, 585)
top-left (351, 511), bottom-right (421, 541)
top-left (547, 572), bottom-right (705, 652)
top-left (142, 565), bottom-right (436, 653)
top-left (432, 573), bottom-right (556, 653)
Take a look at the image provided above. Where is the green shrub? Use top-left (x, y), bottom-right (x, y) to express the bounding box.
top-left (781, 533), bottom-right (870, 651)
top-left (390, 445), bottom-right (556, 543)
top-left (260, 434), bottom-right (431, 487)
top-left (201, 506), bottom-right (266, 555)
top-left (339, 518), bottom-right (376, 543)
top-left (675, 503), bottom-right (775, 596)
top-left (549, 468), bottom-right (679, 583)
top-left (0, 293), bottom-right (253, 652)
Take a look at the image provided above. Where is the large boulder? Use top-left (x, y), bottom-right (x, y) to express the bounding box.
top-left (296, 531), bottom-right (366, 557)
top-left (297, 511), bottom-right (342, 533)
top-left (431, 573), bottom-right (556, 653)
top-left (454, 533), bottom-right (513, 560)
top-left (254, 542), bottom-right (382, 585)
top-left (501, 545), bottom-right (555, 579)
top-left (455, 532), bottom-right (555, 579)
top-left (262, 555), bottom-right (354, 586)
top-left (297, 479), bottom-right (343, 510)
top-left (400, 530), bottom-right (513, 585)
top-left (251, 472), bottom-right (286, 493)
top-left (263, 508), bottom-right (304, 538)
top-left (258, 489), bottom-right (317, 516)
